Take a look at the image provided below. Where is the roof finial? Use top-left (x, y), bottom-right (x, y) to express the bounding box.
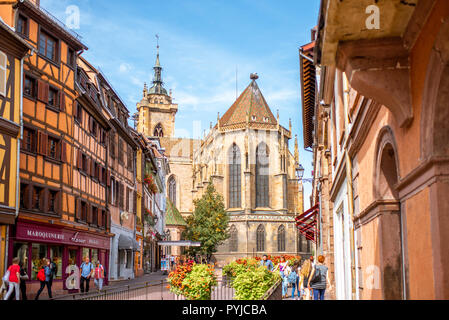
top-left (250, 73), bottom-right (259, 81)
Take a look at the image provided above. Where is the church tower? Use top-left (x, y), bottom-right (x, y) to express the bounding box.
top-left (136, 41), bottom-right (178, 138)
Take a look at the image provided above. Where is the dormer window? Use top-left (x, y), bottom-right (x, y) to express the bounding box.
top-left (252, 115), bottom-right (257, 121)
top-left (263, 117), bottom-right (269, 122)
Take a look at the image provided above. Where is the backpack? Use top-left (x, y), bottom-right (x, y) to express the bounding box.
top-left (37, 268), bottom-right (46, 282)
top-left (287, 271), bottom-right (298, 284)
top-left (310, 267), bottom-right (321, 285)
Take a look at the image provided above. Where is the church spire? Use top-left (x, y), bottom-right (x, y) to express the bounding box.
top-left (149, 34), bottom-right (168, 96)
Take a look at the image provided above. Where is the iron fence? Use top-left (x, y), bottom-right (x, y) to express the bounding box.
top-left (54, 279), bottom-right (235, 301)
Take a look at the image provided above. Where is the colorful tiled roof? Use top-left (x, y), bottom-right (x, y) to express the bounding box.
top-left (220, 76), bottom-right (277, 128)
top-left (165, 199), bottom-right (187, 227)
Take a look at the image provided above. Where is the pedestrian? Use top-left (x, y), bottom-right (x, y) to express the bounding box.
top-left (19, 262), bottom-right (28, 300)
top-left (48, 258), bottom-right (57, 289)
top-left (260, 254), bottom-right (274, 271)
top-left (79, 256), bottom-right (94, 293)
top-left (3, 257), bottom-right (21, 300)
top-left (274, 256), bottom-right (290, 298)
top-left (300, 259), bottom-right (312, 300)
top-left (93, 261), bottom-right (105, 292)
top-left (34, 258), bottom-right (52, 300)
top-left (294, 259), bottom-right (302, 298)
top-left (287, 262), bottom-right (300, 300)
top-left (308, 255), bottom-right (332, 300)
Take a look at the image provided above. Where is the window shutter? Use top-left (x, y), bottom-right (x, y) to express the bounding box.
top-left (106, 210), bottom-right (110, 230)
top-left (106, 169), bottom-right (111, 187)
top-left (87, 204), bottom-right (93, 224)
top-left (73, 101), bottom-right (78, 116)
top-left (25, 184), bottom-right (32, 210)
top-left (98, 209), bottom-right (103, 227)
top-left (77, 150), bottom-right (82, 169)
top-left (60, 140), bottom-right (67, 163)
top-left (76, 198), bottom-right (81, 220)
top-left (37, 80), bottom-right (49, 102)
top-left (38, 131), bottom-right (48, 156)
top-left (126, 187), bottom-right (129, 212)
top-left (119, 183), bottom-right (124, 210)
top-left (87, 157), bottom-right (91, 176)
top-left (59, 91), bottom-right (66, 111)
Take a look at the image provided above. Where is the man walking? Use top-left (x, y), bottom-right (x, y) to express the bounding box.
top-left (80, 257), bottom-right (94, 293)
top-left (260, 254), bottom-right (274, 271)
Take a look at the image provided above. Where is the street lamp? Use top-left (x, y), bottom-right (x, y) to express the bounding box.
top-left (296, 163), bottom-right (313, 183)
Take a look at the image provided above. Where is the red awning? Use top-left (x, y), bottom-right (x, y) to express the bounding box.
top-left (296, 204), bottom-right (319, 243)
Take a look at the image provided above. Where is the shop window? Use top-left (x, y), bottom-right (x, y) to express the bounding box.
top-left (91, 249), bottom-right (98, 265)
top-left (68, 249), bottom-right (77, 266)
top-left (24, 75), bottom-right (36, 99)
top-left (31, 243), bottom-right (48, 280)
top-left (126, 250), bottom-right (132, 269)
top-left (82, 248), bottom-right (90, 262)
top-left (50, 246), bottom-right (63, 279)
top-left (13, 242), bottom-right (29, 275)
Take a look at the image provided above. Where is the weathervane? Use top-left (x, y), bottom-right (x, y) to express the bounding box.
top-left (156, 34), bottom-right (159, 49)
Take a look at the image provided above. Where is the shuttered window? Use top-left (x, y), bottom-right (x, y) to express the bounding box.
top-left (0, 51), bottom-right (6, 97)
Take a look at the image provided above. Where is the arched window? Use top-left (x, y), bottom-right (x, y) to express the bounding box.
top-left (154, 123), bottom-right (163, 137)
top-left (278, 225), bottom-right (286, 252)
top-left (256, 225), bottom-right (265, 252)
top-left (256, 143), bottom-right (269, 207)
top-left (228, 144), bottom-right (241, 208)
top-left (168, 176), bottom-right (176, 205)
top-left (229, 225), bottom-right (238, 252)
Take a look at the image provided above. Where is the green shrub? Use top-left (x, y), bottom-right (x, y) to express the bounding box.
top-left (181, 264), bottom-right (217, 300)
top-left (232, 266), bottom-right (280, 300)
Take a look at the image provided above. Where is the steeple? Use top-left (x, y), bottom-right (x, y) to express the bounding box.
top-left (149, 34), bottom-right (168, 96)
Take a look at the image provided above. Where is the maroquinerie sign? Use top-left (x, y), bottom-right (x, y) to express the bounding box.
top-left (17, 222), bottom-right (109, 250)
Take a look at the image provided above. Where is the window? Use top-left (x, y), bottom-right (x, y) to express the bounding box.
top-left (118, 139), bottom-right (124, 164)
top-left (228, 144), bottom-right (241, 208)
top-left (278, 225), bottom-right (286, 252)
top-left (256, 225), bottom-right (265, 252)
top-left (48, 87), bottom-right (59, 108)
top-left (229, 225), bottom-right (238, 252)
top-left (33, 186), bottom-right (43, 210)
top-left (110, 177), bottom-right (116, 205)
top-left (39, 30), bottom-right (58, 62)
top-left (22, 127), bottom-right (36, 153)
top-left (154, 123), bottom-right (163, 137)
top-left (31, 243), bottom-right (47, 280)
top-left (0, 51), bottom-right (6, 97)
top-left (74, 102), bottom-right (82, 124)
top-left (48, 190), bottom-right (58, 213)
top-left (24, 75), bottom-right (36, 98)
top-left (90, 117), bottom-right (97, 136)
top-left (101, 210), bottom-right (106, 229)
top-left (20, 183), bottom-right (27, 209)
top-left (81, 201), bottom-right (87, 222)
top-left (67, 48), bottom-right (76, 68)
top-left (256, 143), bottom-right (269, 207)
top-left (110, 132), bottom-right (116, 158)
top-left (126, 250), bottom-right (132, 269)
top-left (168, 176), bottom-right (176, 205)
top-left (50, 246), bottom-right (63, 279)
top-left (17, 15), bottom-right (28, 37)
top-left (92, 206), bottom-right (98, 226)
top-left (82, 154), bottom-right (88, 173)
top-left (47, 136), bottom-right (60, 160)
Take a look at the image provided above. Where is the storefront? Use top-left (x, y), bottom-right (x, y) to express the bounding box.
top-left (8, 220), bottom-right (111, 297)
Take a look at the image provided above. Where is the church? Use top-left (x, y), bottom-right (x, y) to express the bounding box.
top-left (135, 47), bottom-right (309, 265)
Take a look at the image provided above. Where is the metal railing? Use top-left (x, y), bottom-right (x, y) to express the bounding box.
top-left (55, 279), bottom-right (235, 300)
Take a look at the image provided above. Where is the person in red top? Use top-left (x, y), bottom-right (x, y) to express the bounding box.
top-left (93, 261), bottom-right (104, 292)
top-left (3, 257), bottom-right (21, 300)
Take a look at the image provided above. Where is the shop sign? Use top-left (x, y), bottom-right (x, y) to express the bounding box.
top-left (16, 222), bottom-right (110, 250)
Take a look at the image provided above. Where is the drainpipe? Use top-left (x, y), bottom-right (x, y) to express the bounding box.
top-left (342, 74), bottom-right (357, 300)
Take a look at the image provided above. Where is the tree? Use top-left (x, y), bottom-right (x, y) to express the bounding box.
top-left (183, 179), bottom-right (230, 261)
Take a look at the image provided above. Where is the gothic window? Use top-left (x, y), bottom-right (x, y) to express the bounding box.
top-left (256, 225), bottom-right (265, 252)
top-left (228, 144), bottom-right (241, 208)
top-left (154, 123), bottom-right (163, 137)
top-left (168, 176), bottom-right (176, 205)
top-left (278, 225), bottom-right (286, 252)
top-left (229, 225), bottom-right (238, 252)
top-left (256, 143), bottom-right (269, 207)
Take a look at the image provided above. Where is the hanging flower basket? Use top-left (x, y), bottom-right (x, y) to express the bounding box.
top-left (144, 175), bottom-right (159, 194)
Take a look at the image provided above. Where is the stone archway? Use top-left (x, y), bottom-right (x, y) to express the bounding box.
top-left (373, 126), bottom-right (404, 300)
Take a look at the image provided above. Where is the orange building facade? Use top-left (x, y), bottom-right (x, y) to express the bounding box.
top-left (304, 0), bottom-right (449, 300)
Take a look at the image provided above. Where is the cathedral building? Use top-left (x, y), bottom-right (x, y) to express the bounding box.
top-left (136, 49), bottom-right (309, 265)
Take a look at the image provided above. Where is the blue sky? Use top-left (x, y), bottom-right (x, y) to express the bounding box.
top-left (41, 0), bottom-right (320, 210)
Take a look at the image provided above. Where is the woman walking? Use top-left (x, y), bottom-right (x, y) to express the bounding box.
top-left (3, 257), bottom-right (21, 300)
top-left (300, 259), bottom-right (312, 300)
top-left (287, 262), bottom-right (300, 300)
top-left (274, 256), bottom-right (290, 298)
top-left (308, 255), bottom-right (332, 300)
top-left (93, 261), bottom-right (105, 291)
top-left (35, 258), bottom-right (53, 300)
top-left (19, 262), bottom-right (28, 300)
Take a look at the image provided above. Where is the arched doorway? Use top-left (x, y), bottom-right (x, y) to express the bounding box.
top-left (374, 127), bottom-right (404, 300)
